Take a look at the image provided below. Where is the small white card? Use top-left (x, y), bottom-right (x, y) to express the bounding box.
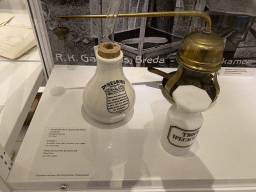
top-left (29, 127), bottom-right (95, 180)
top-left (0, 13), bottom-right (15, 26)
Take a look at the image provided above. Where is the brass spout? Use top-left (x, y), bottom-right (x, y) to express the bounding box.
top-left (57, 11), bottom-right (212, 32)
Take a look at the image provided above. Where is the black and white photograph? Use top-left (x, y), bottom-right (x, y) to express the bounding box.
top-left (37, 0), bottom-right (256, 68)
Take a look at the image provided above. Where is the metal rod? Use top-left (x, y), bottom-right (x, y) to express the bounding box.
top-left (57, 11), bottom-right (212, 32)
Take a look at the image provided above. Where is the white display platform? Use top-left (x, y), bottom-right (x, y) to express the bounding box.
top-left (8, 65), bottom-right (256, 191)
top-left (0, 61), bottom-right (43, 155)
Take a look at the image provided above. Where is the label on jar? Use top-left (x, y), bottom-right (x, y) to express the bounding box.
top-left (102, 80), bottom-right (130, 113)
top-left (167, 126), bottom-right (200, 148)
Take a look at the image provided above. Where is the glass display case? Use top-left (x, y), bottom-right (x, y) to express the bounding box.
top-left (1, 0), bottom-right (256, 192)
top-left (0, 0), bottom-right (44, 179)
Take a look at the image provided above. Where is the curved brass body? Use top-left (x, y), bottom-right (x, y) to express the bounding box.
top-left (149, 65), bottom-right (220, 104)
top-left (165, 28), bottom-right (224, 104)
top-left (177, 30), bottom-right (224, 72)
top-left (162, 66), bottom-right (220, 104)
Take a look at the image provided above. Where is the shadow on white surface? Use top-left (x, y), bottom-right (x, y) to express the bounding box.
top-left (122, 125), bottom-right (151, 188)
top-left (50, 86), bottom-right (66, 96)
top-left (132, 81), bottom-right (162, 90)
top-left (85, 123), bottom-right (151, 189)
top-left (81, 105), bottom-right (134, 129)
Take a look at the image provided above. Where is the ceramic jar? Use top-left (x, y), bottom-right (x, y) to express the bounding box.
top-left (82, 43), bottom-right (136, 124)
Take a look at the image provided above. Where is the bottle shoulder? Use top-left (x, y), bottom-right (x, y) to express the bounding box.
top-left (166, 105), bottom-right (203, 130)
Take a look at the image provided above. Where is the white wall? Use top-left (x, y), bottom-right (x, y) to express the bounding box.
top-left (0, 0), bottom-right (27, 13)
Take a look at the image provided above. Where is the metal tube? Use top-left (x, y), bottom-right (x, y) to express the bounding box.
top-left (57, 11), bottom-right (212, 32)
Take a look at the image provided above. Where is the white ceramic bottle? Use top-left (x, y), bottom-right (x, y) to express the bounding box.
top-left (160, 85), bottom-right (212, 156)
top-left (82, 43), bottom-right (136, 124)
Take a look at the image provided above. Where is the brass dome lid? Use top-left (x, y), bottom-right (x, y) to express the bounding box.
top-left (176, 31), bottom-right (224, 72)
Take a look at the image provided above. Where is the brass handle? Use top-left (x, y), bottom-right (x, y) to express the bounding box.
top-left (147, 67), bottom-right (172, 79)
top-left (57, 11), bottom-right (212, 33)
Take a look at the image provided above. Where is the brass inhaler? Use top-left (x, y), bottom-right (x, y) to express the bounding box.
top-left (58, 11), bottom-right (225, 103)
top-left (158, 25), bottom-right (225, 104)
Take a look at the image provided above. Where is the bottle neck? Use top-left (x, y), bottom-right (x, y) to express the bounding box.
top-left (95, 49), bottom-right (124, 76)
top-left (172, 104), bottom-right (201, 117)
top-left (96, 60), bottom-right (123, 74)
